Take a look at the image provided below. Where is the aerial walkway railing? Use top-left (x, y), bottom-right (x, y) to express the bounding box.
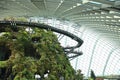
top-left (0, 21), bottom-right (83, 59)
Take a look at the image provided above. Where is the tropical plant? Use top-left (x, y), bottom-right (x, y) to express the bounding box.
top-left (0, 17), bottom-right (84, 80)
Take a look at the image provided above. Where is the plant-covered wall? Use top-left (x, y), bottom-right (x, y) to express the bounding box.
top-left (0, 17), bottom-right (83, 80)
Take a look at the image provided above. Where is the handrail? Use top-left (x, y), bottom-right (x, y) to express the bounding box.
top-left (0, 21), bottom-right (83, 58)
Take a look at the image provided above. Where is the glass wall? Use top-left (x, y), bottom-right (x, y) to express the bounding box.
top-left (29, 17), bottom-right (120, 77)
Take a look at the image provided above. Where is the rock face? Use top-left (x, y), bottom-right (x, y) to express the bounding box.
top-left (0, 19), bottom-right (76, 80)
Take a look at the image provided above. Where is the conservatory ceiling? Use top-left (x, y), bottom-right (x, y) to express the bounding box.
top-left (0, 0), bottom-right (119, 25)
top-left (0, 0), bottom-right (120, 77)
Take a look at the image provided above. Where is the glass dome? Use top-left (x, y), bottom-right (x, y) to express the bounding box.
top-left (0, 0), bottom-right (120, 79)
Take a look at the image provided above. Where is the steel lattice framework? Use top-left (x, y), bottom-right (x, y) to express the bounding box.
top-left (0, 0), bottom-right (120, 77)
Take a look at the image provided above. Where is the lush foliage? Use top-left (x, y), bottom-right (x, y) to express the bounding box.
top-left (75, 70), bottom-right (84, 80)
top-left (0, 17), bottom-right (83, 80)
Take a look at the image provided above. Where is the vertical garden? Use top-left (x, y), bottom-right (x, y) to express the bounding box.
top-left (0, 17), bottom-right (83, 80)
